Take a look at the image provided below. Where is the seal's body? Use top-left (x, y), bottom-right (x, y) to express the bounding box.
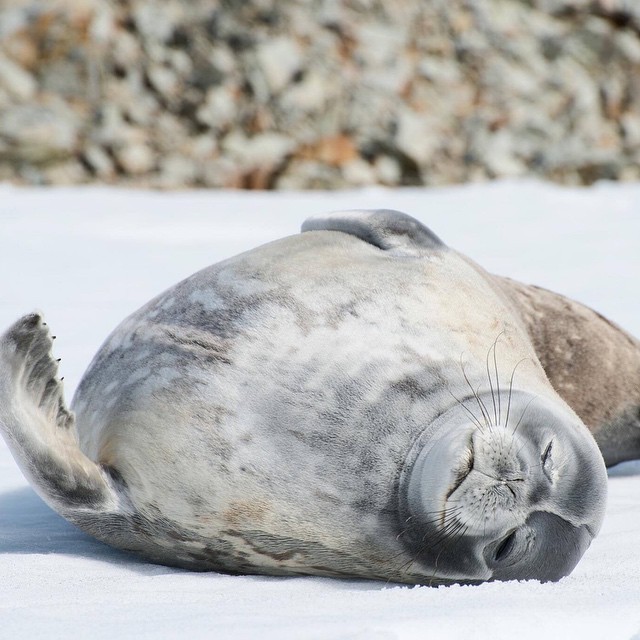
top-left (0, 210), bottom-right (636, 584)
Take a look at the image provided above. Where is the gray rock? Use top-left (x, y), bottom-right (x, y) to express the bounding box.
top-left (255, 37), bottom-right (303, 94)
top-left (0, 52), bottom-right (36, 100)
top-left (342, 158), bottom-right (376, 186)
top-left (197, 85), bottom-right (238, 131)
top-left (83, 145), bottom-right (115, 179)
top-left (395, 109), bottom-right (439, 166)
top-left (621, 114), bottom-right (640, 149)
top-left (132, 1), bottom-right (181, 43)
top-left (157, 154), bottom-right (198, 188)
top-left (199, 156), bottom-right (239, 188)
top-left (0, 102), bottom-right (79, 163)
top-left (147, 64), bottom-right (180, 100)
top-left (40, 60), bottom-right (87, 98)
top-left (114, 142), bottom-right (155, 175)
top-left (223, 131), bottom-right (294, 170)
top-left (374, 155), bottom-right (402, 185)
top-left (43, 160), bottom-right (87, 185)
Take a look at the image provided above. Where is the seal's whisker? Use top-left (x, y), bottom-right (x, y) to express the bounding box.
top-left (447, 389), bottom-right (485, 430)
top-left (417, 504), bottom-right (464, 518)
top-left (460, 355), bottom-right (491, 430)
top-left (492, 331), bottom-right (505, 424)
top-left (395, 556), bottom-right (416, 577)
top-left (429, 542), bottom-right (458, 586)
top-left (416, 514), bottom-right (462, 541)
top-left (510, 396), bottom-right (537, 440)
top-left (474, 384), bottom-right (495, 431)
top-left (505, 357), bottom-right (531, 430)
top-left (418, 509), bottom-right (465, 545)
top-left (415, 506), bottom-right (465, 537)
top-left (486, 342), bottom-right (498, 426)
top-left (424, 507), bottom-right (467, 542)
top-left (425, 519), bottom-right (468, 554)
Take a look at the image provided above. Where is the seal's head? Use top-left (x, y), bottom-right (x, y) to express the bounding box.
top-left (400, 390), bottom-right (608, 584)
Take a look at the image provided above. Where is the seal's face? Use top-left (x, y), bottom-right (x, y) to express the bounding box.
top-left (401, 391), bottom-right (608, 584)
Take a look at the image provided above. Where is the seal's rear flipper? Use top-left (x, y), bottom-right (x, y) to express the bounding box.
top-left (0, 313), bottom-right (121, 516)
top-left (301, 209), bottom-right (445, 256)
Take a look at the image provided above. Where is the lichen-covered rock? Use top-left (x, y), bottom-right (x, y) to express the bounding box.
top-left (0, 0), bottom-right (639, 187)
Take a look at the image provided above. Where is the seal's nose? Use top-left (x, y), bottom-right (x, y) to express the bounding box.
top-left (471, 426), bottom-right (525, 483)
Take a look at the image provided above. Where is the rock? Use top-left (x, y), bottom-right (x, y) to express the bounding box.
top-left (374, 155), bottom-right (402, 185)
top-left (281, 72), bottom-right (332, 112)
top-left (482, 130), bottom-right (526, 177)
top-left (156, 153), bottom-right (198, 188)
top-left (342, 158), bottom-right (376, 186)
top-left (223, 131), bottom-right (294, 169)
top-left (189, 134), bottom-right (218, 160)
top-left (255, 37), bottom-right (303, 94)
top-left (147, 64), bottom-right (180, 100)
top-left (113, 141), bottom-right (155, 175)
top-left (132, 1), bottom-right (181, 43)
top-left (354, 23), bottom-right (406, 68)
top-left (275, 160), bottom-right (342, 190)
top-left (155, 112), bottom-right (189, 153)
top-left (199, 156), bottom-right (239, 188)
top-left (43, 160), bottom-right (87, 185)
top-left (40, 60), bottom-right (87, 98)
top-left (82, 144), bottom-right (115, 179)
top-left (89, 4), bottom-right (117, 44)
top-left (196, 85), bottom-right (238, 131)
top-left (621, 114), bottom-right (640, 149)
top-left (1, 31), bottom-right (39, 70)
top-left (0, 101), bottom-right (79, 163)
top-left (301, 134), bottom-right (358, 167)
top-left (418, 57), bottom-right (462, 84)
top-left (112, 31), bottom-right (143, 69)
top-left (0, 52), bottom-right (36, 100)
top-left (395, 109), bottom-right (438, 166)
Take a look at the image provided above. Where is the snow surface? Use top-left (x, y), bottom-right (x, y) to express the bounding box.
top-left (0, 180), bottom-right (639, 639)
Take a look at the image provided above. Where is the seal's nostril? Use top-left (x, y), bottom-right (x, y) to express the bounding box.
top-left (494, 530), bottom-right (517, 563)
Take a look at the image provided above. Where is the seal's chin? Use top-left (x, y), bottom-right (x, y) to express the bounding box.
top-left (399, 390), bottom-right (608, 584)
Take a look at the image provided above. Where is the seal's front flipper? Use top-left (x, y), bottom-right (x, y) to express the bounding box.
top-left (301, 209), bottom-right (445, 256)
top-left (0, 313), bottom-right (121, 515)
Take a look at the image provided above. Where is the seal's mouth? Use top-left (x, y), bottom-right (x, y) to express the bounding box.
top-left (483, 526), bottom-right (534, 572)
top-left (493, 529), bottom-right (519, 563)
top-left (445, 432), bottom-right (474, 503)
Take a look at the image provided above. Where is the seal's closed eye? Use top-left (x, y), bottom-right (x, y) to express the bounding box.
top-left (301, 209), bottom-right (445, 256)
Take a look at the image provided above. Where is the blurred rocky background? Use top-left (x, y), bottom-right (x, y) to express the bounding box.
top-left (0, 0), bottom-right (639, 189)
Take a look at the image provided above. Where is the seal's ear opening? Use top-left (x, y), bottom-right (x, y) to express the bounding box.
top-left (301, 209), bottom-right (445, 256)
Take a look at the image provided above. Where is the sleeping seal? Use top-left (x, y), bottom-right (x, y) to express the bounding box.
top-left (1, 210), bottom-right (637, 585)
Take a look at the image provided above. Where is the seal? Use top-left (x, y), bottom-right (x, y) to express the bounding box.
top-left (0, 209), bottom-right (635, 585)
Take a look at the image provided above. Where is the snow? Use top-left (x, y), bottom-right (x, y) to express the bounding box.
top-left (0, 180), bottom-right (639, 639)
